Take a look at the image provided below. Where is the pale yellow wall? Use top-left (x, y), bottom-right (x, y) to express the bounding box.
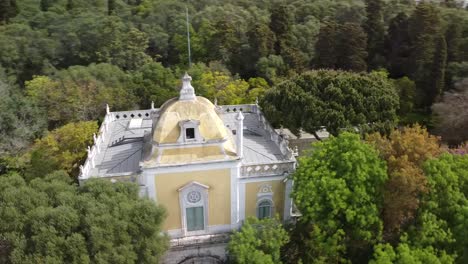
top-left (155, 169), bottom-right (231, 230)
top-left (245, 180), bottom-right (285, 219)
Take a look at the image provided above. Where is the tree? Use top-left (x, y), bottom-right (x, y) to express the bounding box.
top-left (366, 125), bottom-right (442, 239)
top-left (420, 154), bottom-right (468, 263)
top-left (26, 64), bottom-right (136, 126)
top-left (23, 121), bottom-right (97, 180)
top-left (255, 55), bottom-right (288, 83)
top-left (292, 132), bottom-right (388, 262)
top-left (393, 76), bottom-right (416, 115)
top-left (130, 62), bottom-right (178, 108)
top-left (364, 0), bottom-right (385, 69)
top-left (227, 217), bottom-right (289, 264)
top-left (0, 23), bottom-right (59, 83)
top-left (229, 21), bottom-right (277, 78)
top-left (385, 12), bottom-right (411, 79)
top-left (445, 17), bottom-right (462, 63)
top-left (0, 0), bottom-right (18, 24)
top-left (262, 70), bottom-right (399, 137)
top-left (370, 240), bottom-right (454, 264)
top-left (269, 3), bottom-right (293, 55)
top-left (432, 79), bottom-right (468, 145)
top-left (408, 3), bottom-right (442, 108)
top-left (0, 172), bottom-right (168, 263)
top-left (314, 22), bottom-right (338, 69)
top-left (337, 23), bottom-right (368, 72)
top-left (192, 70), bottom-right (268, 105)
top-left (314, 22), bottom-right (368, 72)
top-left (426, 35), bottom-right (447, 106)
top-left (0, 77), bottom-right (46, 156)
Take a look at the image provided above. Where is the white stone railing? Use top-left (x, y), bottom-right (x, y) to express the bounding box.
top-left (109, 109), bottom-right (154, 120)
top-left (79, 107), bottom-right (157, 179)
top-left (240, 161), bottom-right (295, 178)
top-left (218, 104), bottom-right (257, 114)
top-left (79, 112), bottom-right (113, 179)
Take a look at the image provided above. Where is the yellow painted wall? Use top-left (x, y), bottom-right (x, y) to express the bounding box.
top-left (245, 180), bottom-right (285, 219)
top-left (155, 169), bottom-right (231, 230)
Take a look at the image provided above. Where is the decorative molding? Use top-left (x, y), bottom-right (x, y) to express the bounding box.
top-left (241, 161), bottom-right (294, 178)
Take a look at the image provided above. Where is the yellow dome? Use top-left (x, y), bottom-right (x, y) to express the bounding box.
top-left (153, 96), bottom-right (228, 144)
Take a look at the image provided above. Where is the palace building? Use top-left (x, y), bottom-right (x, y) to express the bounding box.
top-left (79, 73), bottom-right (297, 262)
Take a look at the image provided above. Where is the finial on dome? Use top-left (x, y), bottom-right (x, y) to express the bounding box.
top-left (179, 72), bottom-right (196, 101)
top-left (214, 97), bottom-right (218, 106)
top-left (106, 104), bottom-right (110, 115)
top-left (151, 101), bottom-right (155, 110)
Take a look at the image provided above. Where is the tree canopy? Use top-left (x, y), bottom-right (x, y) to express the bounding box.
top-left (262, 70), bottom-right (399, 137)
top-left (292, 132), bottom-right (388, 262)
top-left (227, 217), bottom-right (289, 264)
top-left (0, 171), bottom-right (168, 264)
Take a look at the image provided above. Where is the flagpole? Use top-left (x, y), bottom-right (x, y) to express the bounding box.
top-left (186, 6), bottom-right (192, 68)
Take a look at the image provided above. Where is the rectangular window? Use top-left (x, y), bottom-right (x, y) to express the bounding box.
top-left (186, 128), bottom-right (195, 139)
top-left (258, 201), bottom-right (272, 219)
top-left (186, 206), bottom-right (204, 231)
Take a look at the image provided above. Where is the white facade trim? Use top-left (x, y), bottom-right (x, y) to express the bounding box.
top-left (283, 178), bottom-right (293, 221)
top-left (178, 182), bottom-right (210, 237)
top-left (230, 167), bottom-right (239, 227)
top-left (239, 182), bottom-right (246, 223)
top-left (239, 175), bottom-right (286, 183)
top-left (167, 224), bottom-right (233, 238)
top-left (143, 159), bottom-right (240, 174)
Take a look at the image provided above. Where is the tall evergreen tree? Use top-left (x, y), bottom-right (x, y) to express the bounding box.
top-left (0, 0), bottom-right (18, 23)
top-left (269, 3), bottom-right (293, 55)
top-left (427, 35), bottom-right (447, 105)
top-left (248, 22), bottom-right (275, 59)
top-left (408, 3), bottom-right (441, 107)
top-left (314, 22), bottom-right (338, 69)
top-left (337, 23), bottom-right (368, 72)
top-left (385, 12), bottom-right (411, 78)
top-left (246, 22), bottom-right (276, 77)
top-left (364, 0), bottom-right (385, 69)
top-left (445, 19), bottom-right (462, 63)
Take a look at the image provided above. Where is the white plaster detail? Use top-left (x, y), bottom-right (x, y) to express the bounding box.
top-left (239, 182), bottom-right (246, 222)
top-left (256, 183), bottom-right (274, 218)
top-left (230, 166), bottom-right (239, 228)
top-left (179, 73), bottom-right (196, 101)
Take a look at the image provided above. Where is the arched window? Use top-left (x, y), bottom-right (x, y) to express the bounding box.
top-left (257, 200), bottom-right (272, 219)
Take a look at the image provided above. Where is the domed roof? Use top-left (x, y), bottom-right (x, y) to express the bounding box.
top-left (153, 74), bottom-right (229, 144)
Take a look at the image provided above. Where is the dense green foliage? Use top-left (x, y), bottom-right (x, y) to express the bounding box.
top-left (262, 70), bottom-right (399, 136)
top-left (227, 217), bottom-right (289, 264)
top-left (0, 171), bottom-right (168, 263)
top-left (0, 0), bottom-right (466, 146)
top-left (286, 128), bottom-right (468, 264)
top-left (292, 132), bottom-right (388, 262)
top-left (1, 0), bottom-right (467, 262)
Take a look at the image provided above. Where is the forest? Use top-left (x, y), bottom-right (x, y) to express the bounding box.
top-left (0, 0), bottom-right (467, 263)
